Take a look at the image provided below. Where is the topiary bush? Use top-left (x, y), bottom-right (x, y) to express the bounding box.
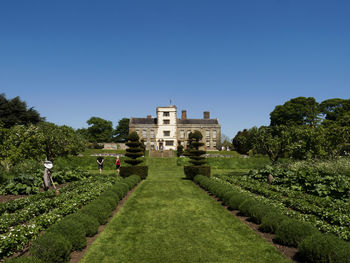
top-left (4, 256), bottom-right (42, 263)
top-left (64, 212), bottom-right (99, 237)
top-left (80, 202), bottom-right (111, 225)
top-left (124, 132), bottom-right (144, 166)
top-left (30, 232), bottom-right (71, 263)
top-left (120, 166), bottom-right (148, 180)
top-left (274, 218), bottom-right (318, 247)
top-left (47, 218), bottom-right (86, 251)
top-left (184, 166), bottom-right (210, 180)
top-left (259, 212), bottom-right (288, 233)
top-left (298, 233), bottom-right (350, 263)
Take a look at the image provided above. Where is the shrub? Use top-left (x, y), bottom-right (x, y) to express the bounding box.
top-left (238, 198), bottom-right (257, 216)
top-left (259, 212), bottom-right (287, 233)
top-left (184, 166), bottom-right (211, 180)
top-left (274, 218), bottom-right (318, 247)
top-left (239, 201), bottom-right (270, 224)
top-left (228, 192), bottom-right (249, 210)
top-left (112, 184), bottom-right (129, 199)
top-left (222, 190), bottom-right (237, 206)
top-left (185, 131), bottom-right (207, 166)
top-left (124, 132), bottom-right (144, 166)
top-left (298, 233), bottom-right (350, 263)
top-left (64, 213), bottom-right (99, 237)
top-left (47, 218), bottom-right (86, 251)
top-left (80, 202), bottom-right (111, 225)
top-left (120, 166), bottom-right (148, 180)
top-left (4, 257), bottom-right (42, 263)
top-left (30, 232), bottom-right (71, 263)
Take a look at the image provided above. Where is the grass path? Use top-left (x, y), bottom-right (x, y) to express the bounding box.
top-left (80, 158), bottom-right (290, 263)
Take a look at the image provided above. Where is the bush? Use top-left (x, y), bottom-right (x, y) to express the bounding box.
top-left (228, 192), bottom-right (250, 210)
top-left (4, 257), bottom-right (42, 263)
top-left (120, 166), bottom-right (148, 180)
top-left (274, 218), bottom-right (318, 247)
top-left (239, 200), bottom-right (270, 224)
top-left (184, 166), bottom-right (211, 180)
top-left (47, 218), bottom-right (86, 251)
top-left (259, 212), bottom-right (288, 233)
top-left (222, 190), bottom-right (237, 206)
top-left (298, 233), bottom-right (350, 263)
top-left (30, 232), bottom-right (71, 263)
top-left (238, 198), bottom-right (257, 216)
top-left (80, 202), bottom-right (111, 225)
top-left (64, 213), bottom-right (99, 237)
top-left (112, 183), bottom-right (129, 199)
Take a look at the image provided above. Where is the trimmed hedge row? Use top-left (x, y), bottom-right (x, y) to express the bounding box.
top-left (120, 166), bottom-right (148, 180)
top-left (194, 175), bottom-right (350, 263)
top-left (184, 166), bottom-right (210, 180)
top-left (7, 175), bottom-right (141, 263)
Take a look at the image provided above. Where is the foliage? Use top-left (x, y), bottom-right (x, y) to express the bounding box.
top-left (113, 118), bottom-right (129, 142)
top-left (0, 94), bottom-right (43, 129)
top-left (274, 219), bottom-right (318, 247)
top-left (320, 98), bottom-right (350, 127)
top-left (185, 131), bottom-right (206, 166)
top-left (184, 166), bottom-right (210, 180)
top-left (4, 256), bottom-right (42, 263)
top-left (298, 233), bottom-right (350, 263)
top-left (270, 96), bottom-right (321, 126)
top-left (259, 212), bottom-right (288, 233)
top-left (176, 144), bottom-right (184, 157)
top-left (30, 232), bottom-right (71, 263)
top-left (232, 127), bottom-right (258, 155)
top-left (124, 132), bottom-right (143, 166)
top-left (120, 166), bottom-right (148, 179)
top-left (86, 117), bottom-right (114, 143)
top-left (64, 213), bottom-right (99, 237)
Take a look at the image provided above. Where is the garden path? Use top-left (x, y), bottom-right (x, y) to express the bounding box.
top-left (80, 158), bottom-right (291, 263)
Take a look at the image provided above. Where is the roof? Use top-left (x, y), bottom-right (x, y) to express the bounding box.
top-left (177, 119), bottom-right (219, 125)
top-left (130, 118), bottom-right (157, 125)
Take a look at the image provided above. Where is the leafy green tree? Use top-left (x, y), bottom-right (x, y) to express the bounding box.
top-left (186, 131), bottom-right (206, 166)
top-left (0, 93), bottom-right (43, 128)
top-left (177, 143), bottom-right (184, 157)
top-left (125, 131), bottom-right (143, 166)
top-left (319, 98), bottom-right (350, 126)
top-left (232, 127), bottom-right (258, 154)
top-left (270, 97), bottom-right (321, 127)
top-left (114, 118), bottom-right (130, 142)
top-left (253, 126), bottom-right (290, 163)
top-left (87, 117), bottom-right (114, 142)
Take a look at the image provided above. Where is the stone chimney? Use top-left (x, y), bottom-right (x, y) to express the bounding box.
top-left (203, 111), bottom-right (210, 119)
top-left (147, 115), bottom-right (152, 119)
top-left (182, 110), bottom-right (187, 119)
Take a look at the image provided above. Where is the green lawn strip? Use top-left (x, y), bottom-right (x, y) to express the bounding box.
top-left (81, 158), bottom-right (291, 263)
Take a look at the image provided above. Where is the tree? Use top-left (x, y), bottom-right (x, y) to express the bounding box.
top-left (0, 93), bottom-right (43, 128)
top-left (232, 127), bottom-right (258, 154)
top-left (186, 131), bottom-right (206, 166)
top-left (86, 117), bottom-right (114, 142)
top-left (319, 98), bottom-right (350, 126)
top-left (270, 97), bottom-right (321, 127)
top-left (125, 131), bottom-right (143, 166)
top-left (114, 118), bottom-right (130, 142)
top-left (253, 126), bottom-right (290, 163)
top-left (177, 143), bottom-right (184, 157)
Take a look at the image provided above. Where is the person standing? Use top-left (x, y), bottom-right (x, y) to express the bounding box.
top-left (97, 154), bottom-right (104, 174)
top-left (116, 155), bottom-right (121, 175)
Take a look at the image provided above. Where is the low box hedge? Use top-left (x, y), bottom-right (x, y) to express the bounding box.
top-left (184, 166), bottom-right (211, 180)
top-left (120, 166), bottom-right (148, 180)
top-left (65, 212), bottom-right (99, 237)
top-left (4, 256), bottom-right (42, 263)
top-left (259, 212), bottom-right (288, 233)
top-left (30, 232), bottom-right (71, 263)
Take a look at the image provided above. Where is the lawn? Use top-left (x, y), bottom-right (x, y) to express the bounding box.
top-left (80, 158), bottom-right (290, 263)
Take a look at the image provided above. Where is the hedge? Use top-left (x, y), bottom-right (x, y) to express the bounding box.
top-left (184, 166), bottom-right (210, 180)
top-left (259, 212), bottom-right (288, 234)
top-left (64, 213), bottom-right (99, 237)
top-left (120, 166), bottom-right (148, 180)
top-left (4, 257), bottom-right (42, 263)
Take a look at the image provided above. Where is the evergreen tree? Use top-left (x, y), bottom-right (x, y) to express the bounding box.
top-left (177, 143), bottom-right (184, 157)
top-left (186, 131), bottom-right (206, 166)
top-left (125, 131), bottom-right (143, 166)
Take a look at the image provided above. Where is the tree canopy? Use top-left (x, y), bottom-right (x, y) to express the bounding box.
top-left (86, 117), bottom-right (114, 143)
top-left (0, 93), bottom-right (43, 128)
top-left (114, 118), bottom-right (129, 142)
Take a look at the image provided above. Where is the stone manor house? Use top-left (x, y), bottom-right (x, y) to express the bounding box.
top-left (129, 106), bottom-right (221, 151)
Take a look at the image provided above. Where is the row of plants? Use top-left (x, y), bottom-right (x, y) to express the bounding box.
top-left (0, 175), bottom-right (120, 259)
top-left (248, 158), bottom-right (350, 200)
top-left (215, 172), bottom-right (350, 239)
top-left (194, 175), bottom-right (350, 263)
top-left (4, 175), bottom-right (141, 263)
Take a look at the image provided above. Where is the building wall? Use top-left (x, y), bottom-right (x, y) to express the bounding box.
top-left (155, 106), bottom-right (177, 150)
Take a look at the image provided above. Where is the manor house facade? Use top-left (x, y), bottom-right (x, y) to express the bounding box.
top-left (129, 106), bottom-right (221, 151)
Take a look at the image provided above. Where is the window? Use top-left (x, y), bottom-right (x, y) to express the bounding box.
top-left (180, 130), bottom-right (184, 139)
top-left (151, 142), bottom-right (155, 149)
top-left (213, 130), bottom-right (217, 139)
top-left (206, 141), bottom-right (210, 147)
top-left (187, 131), bottom-right (191, 138)
top-left (181, 141), bottom-right (184, 146)
top-left (150, 130), bottom-right (155, 138)
top-left (206, 130), bottom-right (210, 138)
top-left (163, 112), bottom-right (170, 116)
top-left (213, 141), bottom-right (217, 147)
top-left (163, 131), bottom-right (170, 136)
top-left (163, 119), bottom-right (170, 124)
top-left (142, 130), bottom-right (147, 138)
top-left (165, 140), bottom-right (173, 146)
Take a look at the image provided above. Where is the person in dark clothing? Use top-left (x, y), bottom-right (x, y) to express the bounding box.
top-left (97, 154), bottom-right (104, 174)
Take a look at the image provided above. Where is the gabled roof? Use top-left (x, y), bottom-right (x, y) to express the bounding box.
top-left (177, 119), bottom-right (219, 125)
top-left (130, 118), bottom-right (157, 125)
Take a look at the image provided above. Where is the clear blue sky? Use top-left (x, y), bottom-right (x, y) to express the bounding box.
top-left (1, 0), bottom-right (349, 138)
